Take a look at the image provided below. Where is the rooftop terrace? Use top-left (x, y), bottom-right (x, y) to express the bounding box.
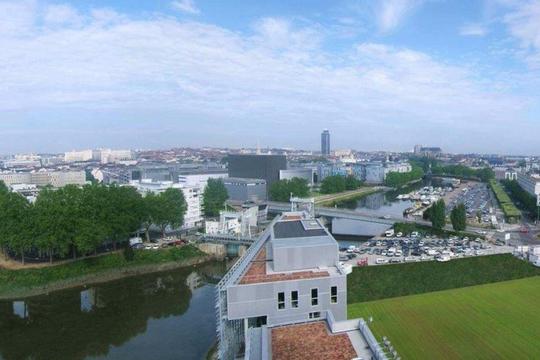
top-left (271, 322), bottom-right (358, 360)
top-left (238, 248), bottom-right (330, 285)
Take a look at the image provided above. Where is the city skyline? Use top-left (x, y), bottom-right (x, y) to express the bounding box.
top-left (1, 0), bottom-right (539, 155)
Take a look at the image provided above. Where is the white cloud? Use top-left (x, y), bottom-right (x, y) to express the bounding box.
top-left (377, 0), bottom-right (424, 32)
top-left (0, 0), bottom-right (536, 153)
top-left (171, 0), bottom-right (200, 15)
top-left (503, 1), bottom-right (540, 67)
top-left (43, 4), bottom-right (83, 26)
top-left (459, 23), bottom-right (488, 36)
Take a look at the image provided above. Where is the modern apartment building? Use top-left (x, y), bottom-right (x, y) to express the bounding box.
top-left (129, 180), bottom-right (203, 229)
top-left (216, 211), bottom-right (379, 360)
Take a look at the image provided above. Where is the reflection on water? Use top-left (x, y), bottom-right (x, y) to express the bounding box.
top-left (336, 180), bottom-right (431, 218)
top-left (0, 261), bottom-right (227, 360)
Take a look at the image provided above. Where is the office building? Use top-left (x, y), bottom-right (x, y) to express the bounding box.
top-left (517, 173), bottom-right (540, 198)
top-left (224, 178), bottom-right (267, 202)
top-left (0, 170), bottom-right (86, 188)
top-left (227, 154), bottom-right (286, 190)
top-left (178, 172), bottom-right (228, 189)
top-left (216, 211), bottom-right (376, 360)
top-left (321, 129), bottom-right (330, 156)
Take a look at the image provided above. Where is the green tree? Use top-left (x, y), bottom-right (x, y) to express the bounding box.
top-left (430, 199), bottom-right (446, 229)
top-left (202, 178), bottom-right (229, 217)
top-left (344, 175), bottom-right (363, 190)
top-left (320, 175), bottom-right (346, 194)
top-left (269, 178), bottom-right (310, 202)
top-left (0, 180), bottom-right (8, 195)
top-left (0, 192), bottom-right (33, 264)
top-left (450, 203), bottom-right (467, 231)
top-left (141, 192), bottom-right (160, 242)
top-left (153, 188), bottom-right (187, 237)
top-left (105, 185), bottom-right (144, 250)
top-left (384, 166), bottom-right (424, 188)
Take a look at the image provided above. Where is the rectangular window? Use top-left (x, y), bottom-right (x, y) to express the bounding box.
top-left (309, 312), bottom-right (321, 319)
top-left (291, 291), bottom-right (298, 308)
top-left (311, 288), bottom-right (318, 306)
top-left (277, 292), bottom-right (285, 310)
top-left (331, 286), bottom-right (338, 304)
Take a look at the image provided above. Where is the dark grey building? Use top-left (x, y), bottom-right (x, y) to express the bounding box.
top-left (321, 129), bottom-right (330, 156)
top-left (227, 154), bottom-right (286, 190)
top-left (224, 177), bottom-right (267, 202)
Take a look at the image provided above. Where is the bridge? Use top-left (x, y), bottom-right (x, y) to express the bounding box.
top-left (199, 233), bottom-right (255, 245)
top-left (267, 201), bottom-right (488, 235)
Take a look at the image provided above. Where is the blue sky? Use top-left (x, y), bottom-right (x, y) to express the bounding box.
top-left (0, 0), bottom-right (539, 155)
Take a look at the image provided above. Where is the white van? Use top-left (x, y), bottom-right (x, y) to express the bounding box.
top-left (385, 229), bottom-right (395, 237)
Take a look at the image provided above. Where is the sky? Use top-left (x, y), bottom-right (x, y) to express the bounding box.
top-left (0, 0), bottom-right (539, 155)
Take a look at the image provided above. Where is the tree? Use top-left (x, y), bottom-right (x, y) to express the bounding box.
top-left (344, 175), bottom-right (363, 190)
top-left (141, 192), bottom-right (160, 242)
top-left (450, 203), bottom-right (467, 231)
top-left (0, 180), bottom-right (8, 195)
top-left (202, 179), bottom-right (229, 217)
top-left (153, 188), bottom-right (187, 237)
top-left (320, 175), bottom-right (346, 194)
top-left (269, 178), bottom-right (310, 202)
top-left (105, 185), bottom-right (144, 250)
top-left (430, 199), bottom-right (446, 229)
top-left (384, 166), bottom-right (424, 188)
top-left (0, 192), bottom-right (33, 264)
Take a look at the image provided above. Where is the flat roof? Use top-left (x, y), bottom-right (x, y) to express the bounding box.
top-left (273, 220), bottom-right (327, 239)
top-left (271, 322), bottom-right (358, 360)
top-left (238, 248), bottom-right (329, 285)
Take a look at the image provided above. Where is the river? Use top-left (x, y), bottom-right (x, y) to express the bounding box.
top-left (0, 261), bottom-right (228, 360)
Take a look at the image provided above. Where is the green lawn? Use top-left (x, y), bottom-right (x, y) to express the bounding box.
top-left (0, 245), bottom-right (205, 296)
top-left (348, 276), bottom-right (540, 359)
top-left (347, 254), bottom-right (540, 303)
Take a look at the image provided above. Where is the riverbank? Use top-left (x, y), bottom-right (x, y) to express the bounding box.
top-left (0, 245), bottom-right (212, 300)
top-left (316, 186), bottom-right (384, 206)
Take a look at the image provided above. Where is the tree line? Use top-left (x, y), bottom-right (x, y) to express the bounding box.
top-left (320, 175), bottom-right (363, 194)
top-left (269, 178), bottom-right (310, 202)
top-left (0, 181), bottom-right (186, 264)
top-left (384, 166), bottom-right (424, 188)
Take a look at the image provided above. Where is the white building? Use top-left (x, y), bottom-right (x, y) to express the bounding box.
top-left (130, 180), bottom-right (203, 230)
top-left (99, 149), bottom-right (133, 164)
top-left (0, 170), bottom-right (86, 187)
top-left (64, 150), bottom-right (96, 163)
top-left (178, 172), bottom-right (228, 189)
top-left (517, 173), bottom-right (540, 198)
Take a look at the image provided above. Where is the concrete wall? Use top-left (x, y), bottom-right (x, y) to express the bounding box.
top-left (227, 275), bottom-right (347, 326)
top-left (197, 243), bottom-right (226, 259)
top-left (272, 243), bottom-right (338, 272)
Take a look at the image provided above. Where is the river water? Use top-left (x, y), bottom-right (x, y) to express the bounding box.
top-left (0, 261), bottom-right (228, 360)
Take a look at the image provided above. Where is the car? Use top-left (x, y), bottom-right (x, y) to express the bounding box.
top-left (381, 250), bottom-right (388, 256)
top-left (376, 258), bottom-right (389, 264)
top-left (396, 232), bottom-right (403, 238)
top-left (131, 243), bottom-right (145, 250)
top-left (390, 258), bottom-right (401, 263)
top-left (411, 231), bottom-right (419, 238)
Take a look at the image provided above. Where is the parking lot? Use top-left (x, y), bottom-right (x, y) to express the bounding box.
top-left (339, 232), bottom-right (513, 267)
top-left (445, 182), bottom-right (499, 226)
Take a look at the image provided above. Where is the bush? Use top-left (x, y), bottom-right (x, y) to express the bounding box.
top-left (123, 245), bottom-right (135, 261)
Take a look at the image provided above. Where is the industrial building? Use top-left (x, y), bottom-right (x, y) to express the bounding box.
top-left (216, 210), bottom-right (379, 360)
top-left (224, 178), bottom-right (267, 202)
top-left (227, 154), bottom-right (286, 190)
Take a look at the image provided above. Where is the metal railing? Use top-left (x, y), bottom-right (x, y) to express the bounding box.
top-left (358, 318), bottom-right (389, 360)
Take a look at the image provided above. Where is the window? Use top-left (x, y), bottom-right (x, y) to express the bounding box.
top-left (309, 312), bottom-right (321, 319)
top-left (331, 286), bottom-right (338, 304)
top-left (291, 291), bottom-right (298, 308)
top-left (277, 292), bottom-right (285, 310)
top-left (311, 288), bottom-right (318, 306)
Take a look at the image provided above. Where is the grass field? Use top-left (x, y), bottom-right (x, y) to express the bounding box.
top-left (347, 254), bottom-right (540, 303)
top-left (348, 276), bottom-right (540, 359)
